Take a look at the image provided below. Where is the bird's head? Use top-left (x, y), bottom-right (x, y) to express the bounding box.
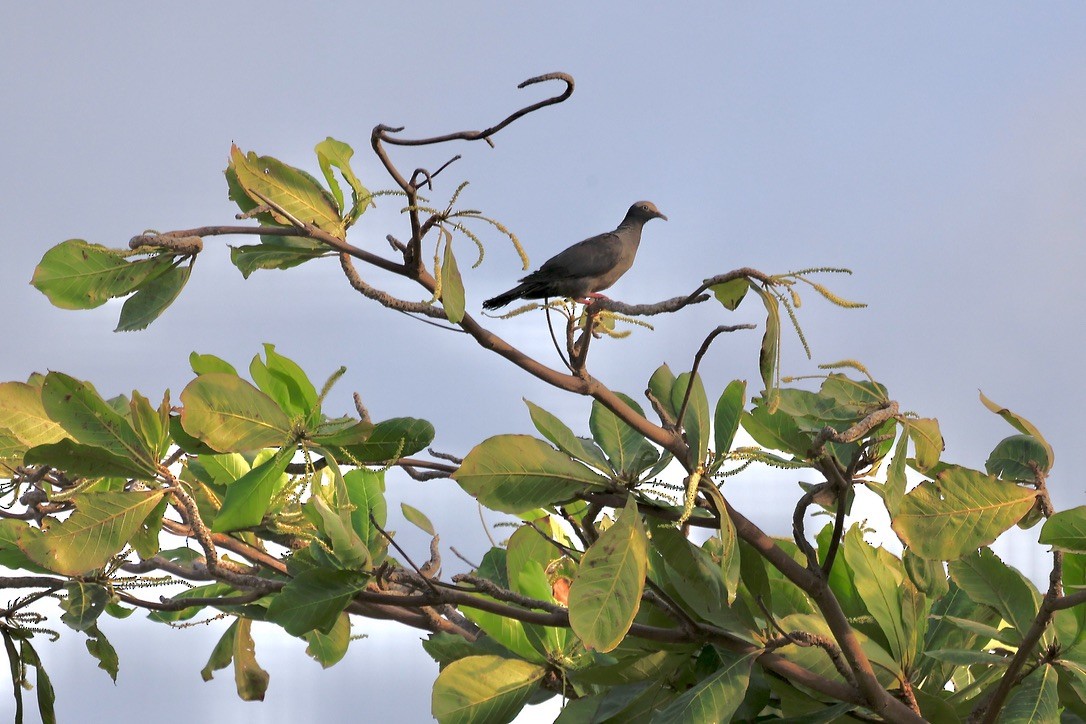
top-left (627, 200), bottom-right (668, 223)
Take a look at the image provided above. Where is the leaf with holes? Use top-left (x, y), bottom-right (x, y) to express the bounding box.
top-left (40, 372), bottom-right (158, 477)
top-left (228, 144), bottom-right (342, 237)
top-left (1040, 506), bottom-right (1086, 554)
top-left (568, 498), bottom-right (648, 653)
top-left (31, 239), bottom-right (175, 310)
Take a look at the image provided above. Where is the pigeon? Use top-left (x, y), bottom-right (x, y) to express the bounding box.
top-left (483, 201), bottom-right (667, 310)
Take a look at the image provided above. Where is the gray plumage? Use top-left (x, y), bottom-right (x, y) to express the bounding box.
top-left (483, 201), bottom-right (667, 310)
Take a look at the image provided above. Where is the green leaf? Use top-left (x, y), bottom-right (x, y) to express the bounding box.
top-left (710, 277), bottom-right (749, 310)
top-left (201, 619), bottom-right (237, 682)
top-left (459, 604), bottom-right (542, 664)
top-left (129, 391), bottom-right (169, 460)
top-left (304, 612), bottom-right (351, 668)
top-left (922, 649), bottom-right (1011, 666)
top-left (228, 144), bottom-right (343, 237)
top-left (741, 406), bottom-right (809, 457)
top-left (31, 239), bottom-right (173, 310)
top-left (516, 560), bottom-right (574, 658)
top-left (249, 344), bottom-right (319, 422)
top-left (979, 391), bottom-right (1054, 470)
top-left (17, 490), bottom-right (166, 575)
top-left (60, 582), bottom-right (110, 631)
top-left (938, 615), bottom-right (1020, 647)
top-left (431, 655), bottom-right (546, 724)
top-left (266, 569), bottom-right (365, 636)
top-left (891, 465), bottom-right (1037, 561)
top-left (907, 417), bottom-right (942, 472)
top-left (212, 447), bottom-right (292, 532)
top-left (948, 547), bottom-right (1041, 640)
top-left (230, 235), bottom-right (330, 278)
top-left (842, 528), bottom-right (908, 662)
top-left (114, 261), bottom-right (191, 331)
top-left (653, 649), bottom-right (756, 724)
top-left (189, 351), bottom-right (238, 376)
top-left (310, 420), bottom-right (373, 447)
top-left (454, 435), bottom-right (608, 514)
top-left (441, 241), bottom-right (466, 324)
top-left (84, 625), bottom-right (119, 683)
top-left (19, 639), bottom-right (56, 724)
top-left (329, 416), bottom-right (434, 463)
top-left (569, 498), bottom-right (648, 653)
top-left (671, 372), bottom-right (710, 466)
top-left (25, 438), bottom-right (157, 479)
top-left (147, 583), bottom-right (239, 623)
top-left (752, 285), bottom-right (780, 398)
top-left (0, 381), bottom-right (66, 468)
top-left (506, 523), bottom-right (566, 596)
top-left (524, 399), bottom-right (610, 472)
top-left (701, 485), bottom-right (741, 607)
top-left (986, 434), bottom-right (1050, 482)
top-left (647, 364), bottom-right (678, 423)
top-left (304, 464), bottom-right (370, 570)
top-left (1040, 506), bottom-right (1086, 553)
top-left (651, 525), bottom-right (735, 627)
top-left (342, 468), bottom-right (386, 556)
top-left (881, 427), bottom-right (910, 515)
top-left (903, 548), bottom-right (948, 598)
top-left (589, 395), bottom-right (660, 478)
top-left (554, 681), bottom-right (667, 722)
top-left (40, 372), bottom-right (157, 476)
top-left (315, 137), bottom-right (370, 223)
top-left (232, 618), bottom-right (269, 701)
top-left (180, 373), bottom-right (293, 453)
top-left (1002, 663), bottom-right (1060, 724)
top-left (1, 630), bottom-right (23, 722)
top-left (713, 380), bottom-right (746, 458)
top-left (401, 502), bottom-right (436, 536)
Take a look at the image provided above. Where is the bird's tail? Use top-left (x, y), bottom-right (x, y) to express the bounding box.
top-left (482, 285), bottom-right (527, 310)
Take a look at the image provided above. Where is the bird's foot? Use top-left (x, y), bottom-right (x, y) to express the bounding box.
top-left (576, 293), bottom-right (611, 305)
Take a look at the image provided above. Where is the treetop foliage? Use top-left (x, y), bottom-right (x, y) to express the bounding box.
top-left (2, 72), bottom-right (1084, 723)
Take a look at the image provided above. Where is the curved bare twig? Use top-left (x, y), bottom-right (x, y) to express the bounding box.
top-left (375, 73), bottom-right (575, 148)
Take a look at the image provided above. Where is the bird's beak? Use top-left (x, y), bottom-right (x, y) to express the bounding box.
top-left (656, 211), bottom-right (668, 221)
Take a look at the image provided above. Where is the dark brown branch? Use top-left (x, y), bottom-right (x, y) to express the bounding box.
top-left (339, 253), bottom-right (447, 318)
top-left (686, 268), bottom-right (775, 305)
top-left (410, 155), bottom-right (462, 190)
top-left (594, 292), bottom-right (712, 317)
top-left (122, 557), bottom-right (213, 581)
top-left (0, 576), bottom-right (68, 590)
top-left (674, 325), bottom-right (755, 440)
top-left (160, 224), bottom-right (407, 276)
top-left (375, 73), bottom-right (574, 148)
top-left (792, 484), bottom-right (828, 571)
top-left (114, 590), bottom-right (266, 612)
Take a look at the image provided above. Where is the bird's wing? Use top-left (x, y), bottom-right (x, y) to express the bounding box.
top-left (527, 232), bottom-right (625, 282)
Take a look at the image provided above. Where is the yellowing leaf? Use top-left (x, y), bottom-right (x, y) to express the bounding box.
top-left (228, 145), bottom-right (343, 237)
top-left (891, 465), bottom-right (1037, 561)
top-left (568, 498), bottom-right (648, 653)
top-left (18, 491), bottom-right (166, 575)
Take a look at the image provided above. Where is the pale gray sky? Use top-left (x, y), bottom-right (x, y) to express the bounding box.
top-left (2, 3), bottom-right (1085, 721)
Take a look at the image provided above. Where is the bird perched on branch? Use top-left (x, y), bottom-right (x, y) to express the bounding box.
top-left (482, 200), bottom-right (667, 310)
